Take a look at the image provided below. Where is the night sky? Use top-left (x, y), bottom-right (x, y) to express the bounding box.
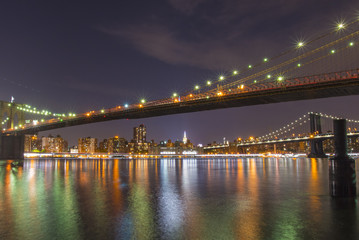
top-left (1, 0), bottom-right (359, 146)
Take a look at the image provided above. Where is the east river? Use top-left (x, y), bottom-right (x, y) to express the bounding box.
top-left (1, 158), bottom-right (359, 239)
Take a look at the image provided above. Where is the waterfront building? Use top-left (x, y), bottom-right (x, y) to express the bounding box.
top-left (131, 124), bottom-right (148, 153)
top-left (99, 139), bottom-right (109, 152)
top-left (42, 134), bottom-right (68, 153)
top-left (108, 136), bottom-right (128, 153)
top-left (78, 137), bottom-right (97, 153)
top-left (133, 124), bottom-right (146, 143)
top-left (24, 134), bottom-right (42, 152)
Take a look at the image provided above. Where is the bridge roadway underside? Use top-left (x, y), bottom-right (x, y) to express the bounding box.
top-left (11, 76), bottom-right (359, 135)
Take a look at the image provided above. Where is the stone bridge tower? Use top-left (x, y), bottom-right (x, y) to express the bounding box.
top-left (0, 100), bottom-right (25, 129)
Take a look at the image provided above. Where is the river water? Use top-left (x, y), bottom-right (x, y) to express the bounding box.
top-left (0, 158), bottom-right (358, 239)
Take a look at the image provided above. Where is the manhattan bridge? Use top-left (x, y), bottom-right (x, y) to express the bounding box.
top-left (1, 18), bottom-right (359, 159)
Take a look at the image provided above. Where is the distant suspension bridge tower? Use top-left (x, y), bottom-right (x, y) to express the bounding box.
top-left (308, 112), bottom-right (327, 158)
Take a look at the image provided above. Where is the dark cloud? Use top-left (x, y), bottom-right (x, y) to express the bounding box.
top-left (99, 0), bottom-right (356, 71)
top-left (168, 0), bottom-right (206, 15)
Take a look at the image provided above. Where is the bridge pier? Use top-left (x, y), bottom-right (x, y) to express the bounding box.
top-left (308, 113), bottom-right (327, 158)
top-left (0, 134), bottom-right (25, 160)
top-left (329, 119), bottom-right (356, 197)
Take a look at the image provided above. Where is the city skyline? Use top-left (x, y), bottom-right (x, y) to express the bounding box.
top-left (1, 1), bottom-right (359, 145)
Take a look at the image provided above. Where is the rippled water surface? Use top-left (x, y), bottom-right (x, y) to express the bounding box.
top-left (1, 158), bottom-right (359, 239)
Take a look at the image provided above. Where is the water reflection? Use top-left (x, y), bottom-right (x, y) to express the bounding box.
top-left (0, 158), bottom-right (358, 239)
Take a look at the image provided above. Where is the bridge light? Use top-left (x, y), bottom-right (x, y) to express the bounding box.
top-left (331, 49), bottom-right (335, 54)
top-left (248, 65), bottom-right (252, 69)
top-left (195, 85), bottom-right (200, 90)
top-left (254, 80), bottom-right (257, 83)
top-left (297, 63), bottom-right (301, 67)
top-left (189, 94), bottom-right (193, 97)
top-left (233, 70), bottom-right (238, 75)
top-left (101, 109), bottom-right (105, 113)
top-left (263, 58), bottom-right (268, 62)
top-left (217, 91), bottom-right (223, 96)
top-left (124, 104), bottom-right (129, 108)
top-left (337, 23), bottom-right (345, 30)
top-left (277, 76), bottom-right (283, 81)
top-left (219, 76), bottom-right (225, 80)
top-left (172, 93), bottom-right (178, 97)
top-left (139, 104), bottom-right (143, 108)
top-left (240, 84), bottom-right (244, 89)
top-left (297, 41), bottom-right (304, 48)
top-left (267, 74), bottom-right (271, 79)
top-left (349, 42), bottom-right (354, 46)
top-left (207, 80), bottom-right (212, 86)
top-left (141, 99), bottom-right (146, 104)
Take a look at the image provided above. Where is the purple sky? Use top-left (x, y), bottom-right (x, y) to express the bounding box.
top-left (1, 0), bottom-right (359, 145)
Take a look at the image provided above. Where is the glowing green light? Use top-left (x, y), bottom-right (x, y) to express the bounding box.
top-left (263, 58), bottom-right (268, 62)
top-left (254, 80), bottom-right (257, 83)
top-left (297, 42), bottom-right (304, 48)
top-left (207, 80), bottom-right (211, 85)
top-left (297, 63), bottom-right (301, 67)
top-left (267, 74), bottom-right (271, 79)
top-left (349, 42), bottom-right (354, 46)
top-left (195, 85), bottom-right (200, 90)
top-left (141, 99), bottom-right (146, 103)
top-left (173, 93), bottom-right (178, 97)
top-left (331, 49), bottom-right (335, 54)
top-left (219, 76), bottom-right (224, 80)
top-left (337, 23), bottom-right (345, 30)
top-left (248, 65), bottom-right (252, 69)
top-left (277, 76), bottom-right (283, 81)
top-left (233, 70), bottom-right (238, 75)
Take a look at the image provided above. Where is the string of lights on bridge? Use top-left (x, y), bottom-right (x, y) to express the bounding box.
top-left (255, 112), bottom-right (359, 142)
top-left (2, 15), bottom-right (359, 133)
top-left (1, 117), bottom-right (9, 126)
top-left (14, 104), bottom-right (77, 118)
top-left (175, 19), bottom-right (358, 98)
top-left (13, 19), bottom-right (359, 116)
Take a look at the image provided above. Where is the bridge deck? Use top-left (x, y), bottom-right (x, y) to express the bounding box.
top-left (3, 69), bottom-right (359, 135)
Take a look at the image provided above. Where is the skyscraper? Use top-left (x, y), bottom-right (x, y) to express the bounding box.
top-left (133, 124), bottom-right (146, 143)
top-left (183, 131), bottom-right (187, 144)
top-left (78, 137), bottom-right (97, 153)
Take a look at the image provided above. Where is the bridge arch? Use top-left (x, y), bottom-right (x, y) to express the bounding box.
top-left (0, 101), bottom-right (25, 129)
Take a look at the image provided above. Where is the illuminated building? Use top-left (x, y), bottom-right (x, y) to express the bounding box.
top-left (42, 134), bottom-right (68, 153)
top-left (183, 131), bottom-right (187, 144)
top-left (132, 124), bottom-right (148, 153)
top-left (133, 124), bottom-right (146, 143)
top-left (24, 134), bottom-right (42, 152)
top-left (78, 137), bottom-right (97, 153)
top-left (108, 136), bottom-right (128, 153)
top-left (99, 139), bottom-right (109, 152)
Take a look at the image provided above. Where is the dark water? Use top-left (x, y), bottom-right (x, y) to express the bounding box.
top-left (0, 158), bottom-right (359, 240)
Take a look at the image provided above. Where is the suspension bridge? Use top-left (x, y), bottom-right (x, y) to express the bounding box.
top-left (204, 112), bottom-right (359, 157)
top-left (1, 18), bottom-right (359, 159)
